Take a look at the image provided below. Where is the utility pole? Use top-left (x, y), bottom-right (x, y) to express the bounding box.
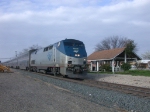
top-left (15, 51), bottom-right (18, 68)
top-left (15, 51), bottom-right (17, 57)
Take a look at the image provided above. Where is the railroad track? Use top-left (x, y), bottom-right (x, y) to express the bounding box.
top-left (83, 80), bottom-right (150, 98)
top-left (63, 78), bottom-right (150, 98)
top-left (13, 69), bottom-right (150, 98)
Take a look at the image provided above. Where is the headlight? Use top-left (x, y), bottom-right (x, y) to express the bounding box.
top-left (75, 54), bottom-right (80, 57)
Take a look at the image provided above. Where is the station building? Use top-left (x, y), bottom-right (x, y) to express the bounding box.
top-left (87, 47), bottom-right (141, 73)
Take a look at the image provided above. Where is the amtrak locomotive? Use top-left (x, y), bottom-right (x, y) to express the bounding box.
top-left (4, 39), bottom-right (87, 78)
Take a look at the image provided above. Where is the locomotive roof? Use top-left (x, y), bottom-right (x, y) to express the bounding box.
top-left (63, 39), bottom-right (83, 43)
top-left (46, 39), bottom-right (83, 47)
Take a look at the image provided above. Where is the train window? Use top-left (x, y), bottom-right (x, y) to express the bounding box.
top-left (75, 43), bottom-right (84, 47)
top-left (64, 42), bottom-right (84, 47)
top-left (57, 42), bottom-right (60, 47)
top-left (44, 47), bottom-right (48, 52)
top-left (31, 60), bottom-right (35, 64)
top-left (35, 51), bottom-right (37, 54)
top-left (49, 46), bottom-right (53, 50)
top-left (64, 42), bottom-right (73, 46)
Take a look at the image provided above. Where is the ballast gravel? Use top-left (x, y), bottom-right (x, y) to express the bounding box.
top-left (0, 71), bottom-right (115, 112)
top-left (1, 70), bottom-right (150, 112)
top-left (86, 73), bottom-right (150, 88)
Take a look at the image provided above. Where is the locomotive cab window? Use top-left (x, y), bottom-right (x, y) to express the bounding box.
top-left (64, 42), bottom-right (73, 46)
top-left (64, 42), bottom-right (84, 47)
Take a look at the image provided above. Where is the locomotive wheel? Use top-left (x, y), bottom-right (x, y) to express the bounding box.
top-left (52, 68), bottom-right (56, 76)
top-left (34, 67), bottom-right (37, 72)
top-left (63, 75), bottom-right (68, 78)
top-left (36, 69), bottom-right (39, 73)
top-left (26, 67), bottom-right (29, 71)
top-left (30, 67), bottom-right (34, 72)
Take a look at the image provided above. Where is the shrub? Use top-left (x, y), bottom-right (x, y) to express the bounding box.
top-left (101, 64), bottom-right (111, 72)
top-left (121, 63), bottom-right (131, 71)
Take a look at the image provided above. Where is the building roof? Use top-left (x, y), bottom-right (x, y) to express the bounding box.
top-left (88, 47), bottom-right (126, 60)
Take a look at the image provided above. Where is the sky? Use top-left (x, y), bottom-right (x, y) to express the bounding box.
top-left (0, 0), bottom-right (150, 62)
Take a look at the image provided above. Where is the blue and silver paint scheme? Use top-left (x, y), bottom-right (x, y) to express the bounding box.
top-left (57, 39), bottom-right (87, 78)
top-left (30, 39), bottom-right (87, 78)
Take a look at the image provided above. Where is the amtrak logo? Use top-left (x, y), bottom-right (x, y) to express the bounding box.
top-left (47, 52), bottom-right (52, 61)
top-left (73, 48), bottom-right (79, 53)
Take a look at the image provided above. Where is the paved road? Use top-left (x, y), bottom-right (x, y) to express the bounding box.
top-left (0, 72), bottom-right (116, 112)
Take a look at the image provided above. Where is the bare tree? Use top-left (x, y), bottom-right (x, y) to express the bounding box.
top-left (18, 44), bottom-right (42, 56)
top-left (23, 49), bottom-right (29, 52)
top-left (142, 51), bottom-right (150, 59)
top-left (95, 36), bottom-right (128, 51)
top-left (95, 36), bottom-right (137, 52)
top-left (29, 44), bottom-right (42, 50)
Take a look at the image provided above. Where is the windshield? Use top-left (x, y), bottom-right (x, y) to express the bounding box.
top-left (64, 42), bottom-right (84, 47)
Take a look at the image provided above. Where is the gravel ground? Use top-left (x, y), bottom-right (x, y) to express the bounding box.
top-left (0, 71), bottom-right (115, 112)
top-left (86, 73), bottom-right (150, 88)
top-left (1, 70), bottom-right (150, 112)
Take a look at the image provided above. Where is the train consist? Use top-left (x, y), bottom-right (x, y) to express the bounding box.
top-left (3, 39), bottom-right (87, 78)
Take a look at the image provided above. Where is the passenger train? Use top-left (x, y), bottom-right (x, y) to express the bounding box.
top-left (3, 39), bottom-right (87, 78)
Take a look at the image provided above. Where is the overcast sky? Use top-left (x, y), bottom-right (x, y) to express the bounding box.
top-left (0, 0), bottom-right (150, 62)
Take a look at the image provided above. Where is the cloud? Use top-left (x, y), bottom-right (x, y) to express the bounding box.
top-left (0, 0), bottom-right (149, 29)
top-left (0, 0), bottom-right (150, 61)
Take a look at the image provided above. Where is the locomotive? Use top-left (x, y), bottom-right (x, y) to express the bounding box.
top-left (3, 39), bottom-right (87, 78)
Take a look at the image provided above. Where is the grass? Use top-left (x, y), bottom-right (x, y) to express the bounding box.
top-left (88, 70), bottom-right (150, 77)
top-left (116, 70), bottom-right (150, 77)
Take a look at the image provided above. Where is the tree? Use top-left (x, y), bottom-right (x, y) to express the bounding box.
top-left (95, 36), bottom-right (128, 51)
top-left (29, 44), bottom-right (42, 50)
top-left (124, 39), bottom-right (137, 58)
top-left (95, 36), bottom-right (137, 54)
top-left (18, 44), bottom-right (42, 55)
top-left (142, 51), bottom-right (150, 59)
